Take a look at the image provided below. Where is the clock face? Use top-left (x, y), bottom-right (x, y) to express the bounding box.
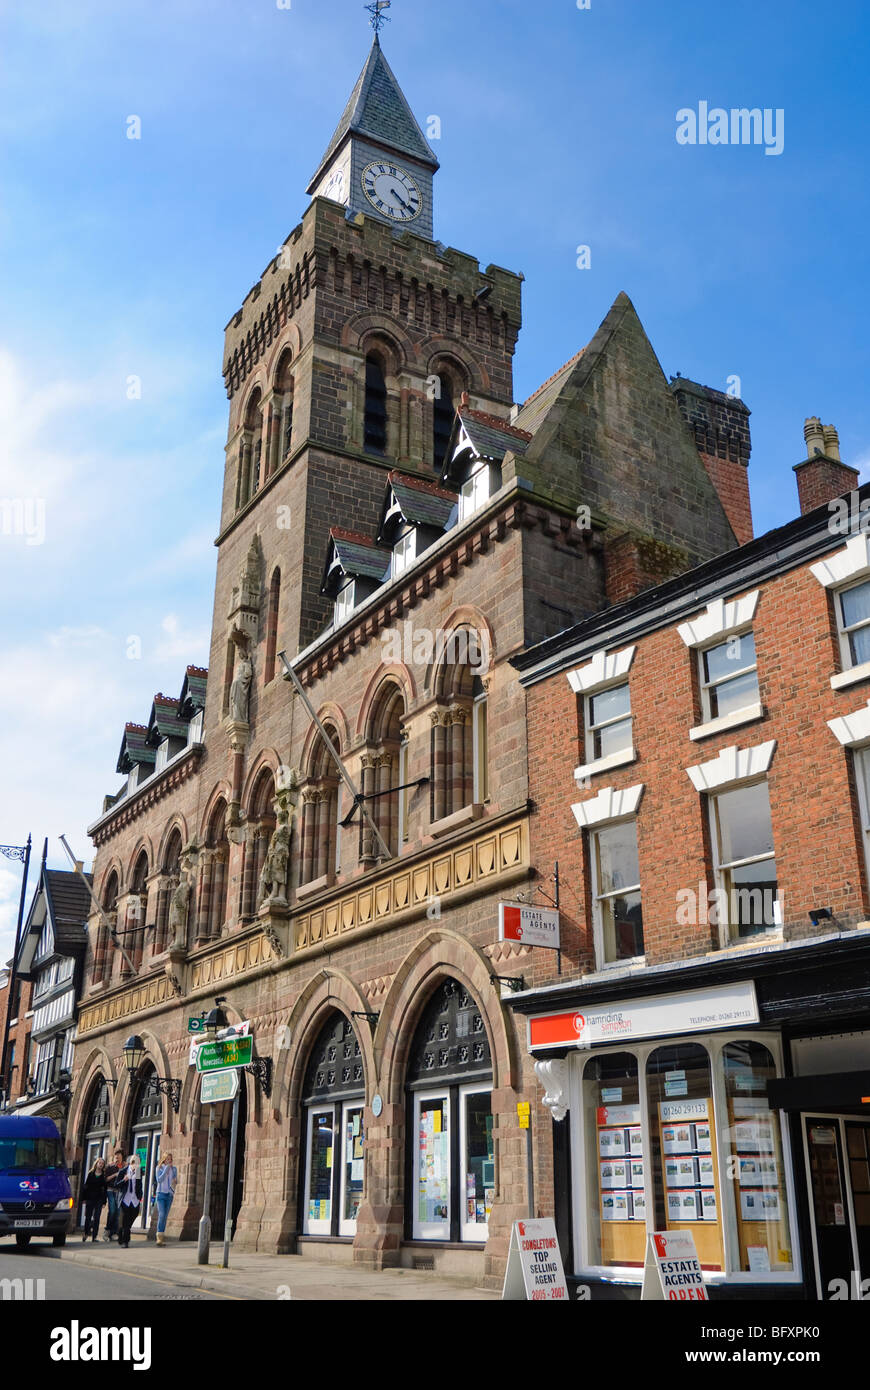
top-left (361, 161), bottom-right (422, 222)
top-left (322, 166), bottom-right (347, 204)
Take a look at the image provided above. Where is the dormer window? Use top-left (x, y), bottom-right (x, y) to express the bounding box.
top-left (459, 464), bottom-right (494, 523)
top-left (392, 528), bottom-right (416, 580)
top-left (334, 579), bottom-right (356, 627)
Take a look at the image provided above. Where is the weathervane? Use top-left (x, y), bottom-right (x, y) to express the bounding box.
top-left (366, 0), bottom-right (391, 34)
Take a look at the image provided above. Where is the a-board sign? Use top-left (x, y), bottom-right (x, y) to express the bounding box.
top-left (200, 1069), bottom-right (240, 1104)
top-left (499, 903), bottom-right (560, 951)
top-left (641, 1230), bottom-right (708, 1301)
top-left (195, 1035), bottom-right (253, 1074)
top-left (502, 1218), bottom-right (569, 1301)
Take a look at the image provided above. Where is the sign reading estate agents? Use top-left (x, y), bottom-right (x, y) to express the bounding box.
top-left (502, 1219), bottom-right (569, 1302)
top-left (528, 981), bottom-right (758, 1051)
top-left (499, 903), bottom-right (560, 951)
top-left (641, 1230), bottom-right (708, 1302)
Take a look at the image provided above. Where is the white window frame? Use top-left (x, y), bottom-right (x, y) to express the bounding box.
top-left (853, 747), bottom-right (870, 892)
top-left (391, 528), bottom-right (416, 581)
top-left (337, 1100), bottom-right (365, 1238)
top-left (334, 579), bottom-right (356, 628)
top-left (584, 682), bottom-right (633, 767)
top-left (412, 1088), bottom-right (452, 1241)
top-left (707, 779), bottom-right (780, 947)
top-left (698, 629), bottom-right (759, 724)
top-left (303, 1105), bottom-right (336, 1236)
top-left (459, 1082), bottom-right (493, 1242)
top-left (569, 1032), bottom-right (802, 1288)
top-left (187, 709), bottom-right (204, 745)
top-left (459, 464), bottom-right (491, 523)
top-left (588, 818), bottom-right (644, 969)
top-left (835, 577), bottom-right (870, 673)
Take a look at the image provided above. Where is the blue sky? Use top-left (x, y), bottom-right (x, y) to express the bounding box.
top-left (1, 0), bottom-right (868, 954)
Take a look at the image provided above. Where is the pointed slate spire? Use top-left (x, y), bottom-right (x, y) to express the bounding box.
top-left (307, 37), bottom-right (439, 195)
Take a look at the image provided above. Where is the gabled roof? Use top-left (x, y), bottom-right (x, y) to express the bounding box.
top-left (179, 665), bottom-right (208, 718)
top-left (512, 348), bottom-right (587, 436)
top-left (321, 528), bottom-right (391, 596)
top-left (17, 865), bottom-right (92, 975)
top-left (455, 406), bottom-right (532, 464)
top-left (378, 471), bottom-right (457, 542)
top-left (307, 37), bottom-right (439, 193)
top-left (116, 724), bottom-right (156, 775)
top-left (145, 695), bottom-right (188, 747)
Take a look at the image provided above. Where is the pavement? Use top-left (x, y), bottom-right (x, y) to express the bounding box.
top-left (50, 1234), bottom-right (498, 1301)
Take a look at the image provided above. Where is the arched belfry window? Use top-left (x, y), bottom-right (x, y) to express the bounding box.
top-left (361, 683), bottom-right (405, 863)
top-left (406, 980), bottom-right (494, 1244)
top-left (274, 348), bottom-right (294, 467)
top-left (300, 1013), bottom-right (366, 1238)
top-left (264, 568), bottom-right (280, 685)
top-left (236, 388), bottom-right (263, 510)
top-left (364, 354), bottom-right (388, 456)
top-left (430, 638), bottom-right (489, 824)
top-left (95, 871), bottom-right (118, 983)
top-left (432, 375), bottom-right (455, 474)
top-left (300, 726), bottom-right (342, 886)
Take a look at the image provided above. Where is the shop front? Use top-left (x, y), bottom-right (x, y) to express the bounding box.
top-left (509, 931), bottom-right (870, 1301)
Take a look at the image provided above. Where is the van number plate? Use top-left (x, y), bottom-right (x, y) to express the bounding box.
top-left (12, 1220), bottom-right (43, 1229)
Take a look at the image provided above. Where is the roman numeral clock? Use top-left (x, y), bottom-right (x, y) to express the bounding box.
top-left (362, 161), bottom-right (422, 223)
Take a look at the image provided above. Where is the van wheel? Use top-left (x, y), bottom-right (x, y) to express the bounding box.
top-left (15, 1233), bottom-right (32, 1248)
top-left (52, 1234), bottom-right (66, 1247)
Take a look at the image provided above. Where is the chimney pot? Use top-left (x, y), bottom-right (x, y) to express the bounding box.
top-left (804, 417), bottom-right (825, 460)
top-left (823, 425), bottom-right (841, 462)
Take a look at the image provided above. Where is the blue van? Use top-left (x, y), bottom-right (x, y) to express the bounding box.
top-left (0, 1115), bottom-right (73, 1248)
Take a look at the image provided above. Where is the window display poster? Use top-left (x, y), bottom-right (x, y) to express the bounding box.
top-left (631, 1192), bottom-right (647, 1222)
top-left (741, 1189), bottom-right (781, 1223)
top-left (666, 1157), bottom-right (698, 1188)
top-left (599, 1126), bottom-right (627, 1158)
top-left (628, 1127), bottom-right (643, 1156)
top-left (694, 1123), bottom-right (712, 1153)
top-left (662, 1124), bottom-right (694, 1156)
top-left (697, 1155), bottom-right (715, 1187)
top-left (732, 1119), bottom-right (775, 1153)
top-left (738, 1154), bottom-right (778, 1187)
top-left (700, 1190), bottom-right (718, 1222)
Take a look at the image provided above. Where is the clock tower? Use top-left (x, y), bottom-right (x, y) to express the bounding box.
top-left (307, 35), bottom-right (439, 240)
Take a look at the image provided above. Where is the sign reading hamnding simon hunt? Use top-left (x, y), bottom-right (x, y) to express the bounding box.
top-left (528, 981), bottom-right (758, 1050)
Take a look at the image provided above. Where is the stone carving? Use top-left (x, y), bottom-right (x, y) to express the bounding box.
top-left (258, 823), bottom-right (291, 906)
top-left (239, 536), bottom-right (261, 611)
top-left (229, 653), bottom-right (253, 724)
top-left (168, 840), bottom-right (199, 949)
top-left (261, 924), bottom-right (285, 959)
top-left (535, 1058), bottom-right (569, 1122)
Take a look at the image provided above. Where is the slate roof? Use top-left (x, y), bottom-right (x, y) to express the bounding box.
top-left (457, 407), bottom-right (532, 463)
top-left (116, 724), bottom-right (156, 775)
top-left (44, 870), bottom-right (93, 950)
top-left (379, 472), bottom-right (457, 540)
top-left (179, 666), bottom-right (208, 717)
top-left (145, 695), bottom-right (188, 747)
top-left (321, 528), bottom-right (391, 596)
top-left (308, 36), bottom-right (439, 193)
top-left (512, 348), bottom-right (587, 436)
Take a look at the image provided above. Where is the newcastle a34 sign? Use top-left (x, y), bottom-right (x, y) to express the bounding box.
top-left (195, 1036), bottom-right (253, 1074)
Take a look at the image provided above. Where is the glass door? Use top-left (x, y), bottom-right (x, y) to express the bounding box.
top-left (303, 1107), bottom-right (335, 1234)
top-left (338, 1103), bottom-right (365, 1237)
top-left (845, 1122), bottom-right (870, 1288)
top-left (804, 1117), bottom-right (854, 1298)
top-left (413, 1091), bottom-right (451, 1240)
top-left (131, 1128), bottom-right (159, 1231)
top-left (459, 1086), bottom-right (493, 1242)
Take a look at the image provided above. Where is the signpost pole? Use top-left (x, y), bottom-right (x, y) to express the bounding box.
top-left (554, 861), bottom-right (561, 977)
top-left (221, 1090), bottom-right (241, 1268)
top-left (526, 1119), bottom-right (535, 1218)
top-left (197, 1105), bottom-right (217, 1266)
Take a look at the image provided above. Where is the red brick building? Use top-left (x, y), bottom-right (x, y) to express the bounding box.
top-left (508, 425), bottom-right (870, 1300)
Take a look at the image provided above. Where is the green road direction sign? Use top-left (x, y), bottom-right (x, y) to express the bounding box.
top-left (200, 1069), bottom-right (240, 1104)
top-left (195, 1035), bottom-right (253, 1074)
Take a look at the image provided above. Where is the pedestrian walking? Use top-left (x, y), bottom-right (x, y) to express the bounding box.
top-left (154, 1151), bottom-right (178, 1246)
top-left (81, 1157), bottom-right (108, 1242)
top-left (102, 1146), bottom-right (125, 1241)
top-left (114, 1155), bottom-right (143, 1248)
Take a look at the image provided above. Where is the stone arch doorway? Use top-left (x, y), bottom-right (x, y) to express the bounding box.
top-left (127, 1063), bottom-right (164, 1233)
top-left (298, 1012), bottom-right (366, 1239)
top-left (405, 977), bottom-right (494, 1245)
top-left (79, 1075), bottom-right (112, 1229)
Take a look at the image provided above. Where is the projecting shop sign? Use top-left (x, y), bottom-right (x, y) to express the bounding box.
top-left (499, 903), bottom-right (560, 951)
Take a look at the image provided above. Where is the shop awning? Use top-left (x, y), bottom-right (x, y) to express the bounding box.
top-left (767, 1070), bottom-right (870, 1112)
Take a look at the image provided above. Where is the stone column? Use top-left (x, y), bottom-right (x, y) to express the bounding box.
top-left (209, 851), bottom-right (228, 936)
top-left (448, 706), bottom-right (470, 815)
top-left (376, 751), bottom-right (395, 858)
top-left (154, 876), bottom-right (171, 953)
top-left (196, 852), bottom-right (215, 946)
top-left (431, 710), bottom-right (448, 821)
top-left (359, 755), bottom-right (378, 865)
top-left (301, 790), bottom-right (318, 885)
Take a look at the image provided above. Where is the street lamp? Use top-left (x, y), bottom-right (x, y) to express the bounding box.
top-left (204, 1005), bottom-right (228, 1040)
top-left (122, 1034), bottom-right (181, 1114)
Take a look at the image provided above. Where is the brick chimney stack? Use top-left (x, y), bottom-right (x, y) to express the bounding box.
top-left (669, 378), bottom-right (753, 546)
top-left (794, 418), bottom-right (858, 515)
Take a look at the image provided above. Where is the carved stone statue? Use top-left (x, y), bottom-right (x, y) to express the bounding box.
top-left (258, 823), bottom-right (291, 906)
top-left (239, 535), bottom-right (261, 611)
top-left (168, 841), bottom-right (199, 948)
top-left (230, 653), bottom-right (253, 724)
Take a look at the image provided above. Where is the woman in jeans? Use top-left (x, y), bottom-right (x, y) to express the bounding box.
top-left (81, 1157), bottom-right (108, 1242)
top-left (154, 1152), bottom-right (178, 1246)
top-left (114, 1155), bottom-right (143, 1247)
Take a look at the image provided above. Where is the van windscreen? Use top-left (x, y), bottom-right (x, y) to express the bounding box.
top-left (0, 1137), bottom-right (65, 1172)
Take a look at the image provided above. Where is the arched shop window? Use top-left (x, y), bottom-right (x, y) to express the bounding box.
top-left (128, 1064), bottom-right (163, 1232)
top-left (578, 1035), bottom-right (796, 1284)
top-left (301, 1014), bottom-right (365, 1238)
top-left (406, 979), bottom-right (493, 1243)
